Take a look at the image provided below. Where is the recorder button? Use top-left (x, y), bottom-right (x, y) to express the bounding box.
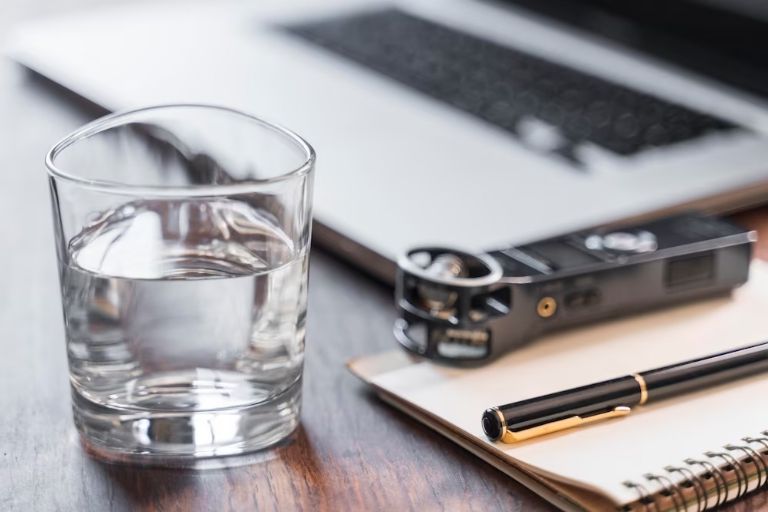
top-left (586, 230), bottom-right (657, 254)
top-left (564, 289), bottom-right (601, 309)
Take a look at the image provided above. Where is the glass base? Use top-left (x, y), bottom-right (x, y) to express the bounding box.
top-left (72, 378), bottom-right (301, 466)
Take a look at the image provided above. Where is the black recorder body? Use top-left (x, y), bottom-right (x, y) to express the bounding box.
top-left (395, 213), bottom-right (755, 365)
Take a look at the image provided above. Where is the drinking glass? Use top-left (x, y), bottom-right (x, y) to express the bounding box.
top-left (46, 105), bottom-right (315, 463)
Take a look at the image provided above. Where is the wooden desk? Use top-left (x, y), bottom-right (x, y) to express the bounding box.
top-left (1, 7), bottom-right (767, 511)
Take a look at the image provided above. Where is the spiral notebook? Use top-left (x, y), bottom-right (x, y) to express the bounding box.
top-left (349, 262), bottom-right (768, 511)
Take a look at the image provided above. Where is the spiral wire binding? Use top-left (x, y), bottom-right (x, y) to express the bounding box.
top-left (622, 432), bottom-right (768, 511)
top-left (728, 444), bottom-right (767, 488)
top-left (706, 451), bottom-right (748, 498)
top-left (644, 473), bottom-right (686, 511)
top-left (683, 458), bottom-right (728, 507)
top-left (623, 480), bottom-right (659, 512)
top-left (664, 465), bottom-right (705, 512)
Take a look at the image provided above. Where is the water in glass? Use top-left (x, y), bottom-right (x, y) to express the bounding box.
top-left (60, 197), bottom-right (307, 459)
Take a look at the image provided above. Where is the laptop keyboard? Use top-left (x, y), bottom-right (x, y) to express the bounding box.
top-left (286, 9), bottom-right (736, 162)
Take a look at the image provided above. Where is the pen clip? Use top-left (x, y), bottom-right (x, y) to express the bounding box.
top-left (500, 406), bottom-right (632, 443)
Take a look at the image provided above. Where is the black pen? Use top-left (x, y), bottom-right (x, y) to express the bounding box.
top-left (482, 340), bottom-right (768, 443)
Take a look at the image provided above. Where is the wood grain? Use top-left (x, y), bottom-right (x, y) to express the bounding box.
top-left (1, 3), bottom-right (768, 510)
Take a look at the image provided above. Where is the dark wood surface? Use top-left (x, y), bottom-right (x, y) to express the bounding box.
top-left (1, 4), bottom-right (768, 511)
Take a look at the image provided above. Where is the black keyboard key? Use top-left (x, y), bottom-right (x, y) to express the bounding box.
top-left (285, 9), bottom-right (737, 160)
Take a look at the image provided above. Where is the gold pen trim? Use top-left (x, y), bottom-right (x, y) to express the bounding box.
top-left (633, 373), bottom-right (648, 405)
top-left (491, 407), bottom-right (507, 441)
top-left (500, 406), bottom-right (631, 443)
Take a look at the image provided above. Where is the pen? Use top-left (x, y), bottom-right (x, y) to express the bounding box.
top-left (482, 340), bottom-right (768, 443)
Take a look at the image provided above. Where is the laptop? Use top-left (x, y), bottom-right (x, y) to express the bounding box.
top-left (8, 0), bottom-right (768, 282)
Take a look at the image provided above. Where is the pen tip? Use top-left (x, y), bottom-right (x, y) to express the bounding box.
top-left (482, 408), bottom-right (503, 441)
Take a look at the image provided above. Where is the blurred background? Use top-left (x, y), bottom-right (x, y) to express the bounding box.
top-left (2, 1), bottom-right (768, 510)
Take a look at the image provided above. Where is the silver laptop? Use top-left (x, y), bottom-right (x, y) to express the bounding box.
top-left (8, 0), bottom-right (768, 281)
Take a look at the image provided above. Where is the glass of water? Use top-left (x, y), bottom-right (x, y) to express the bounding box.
top-left (46, 105), bottom-right (315, 463)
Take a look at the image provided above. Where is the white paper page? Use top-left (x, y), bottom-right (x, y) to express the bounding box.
top-left (371, 262), bottom-right (768, 505)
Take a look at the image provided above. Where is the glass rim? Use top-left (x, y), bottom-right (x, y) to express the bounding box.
top-left (45, 103), bottom-right (316, 196)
